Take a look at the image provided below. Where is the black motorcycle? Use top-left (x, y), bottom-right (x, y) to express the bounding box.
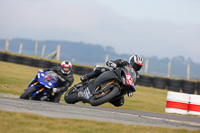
top-left (64, 65), bottom-right (138, 106)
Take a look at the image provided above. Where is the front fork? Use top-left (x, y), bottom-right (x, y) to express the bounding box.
top-left (30, 82), bottom-right (45, 98)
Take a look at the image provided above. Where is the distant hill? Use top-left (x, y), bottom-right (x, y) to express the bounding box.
top-left (0, 38), bottom-right (200, 79)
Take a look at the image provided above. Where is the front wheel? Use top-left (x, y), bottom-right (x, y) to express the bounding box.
top-left (90, 86), bottom-right (120, 106)
top-left (64, 87), bottom-right (79, 104)
top-left (20, 86), bottom-right (37, 99)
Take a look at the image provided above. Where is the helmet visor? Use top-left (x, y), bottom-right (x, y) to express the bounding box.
top-left (63, 67), bottom-right (70, 72)
top-left (132, 63), bottom-right (142, 71)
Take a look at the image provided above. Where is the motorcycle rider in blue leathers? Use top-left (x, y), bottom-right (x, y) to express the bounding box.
top-left (41, 61), bottom-right (74, 103)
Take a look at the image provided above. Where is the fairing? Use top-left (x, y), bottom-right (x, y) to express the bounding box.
top-left (90, 71), bottom-right (120, 91)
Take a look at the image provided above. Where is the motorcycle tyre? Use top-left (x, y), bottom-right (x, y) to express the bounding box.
top-left (20, 86), bottom-right (37, 99)
top-left (90, 86), bottom-right (120, 106)
top-left (64, 87), bottom-right (79, 104)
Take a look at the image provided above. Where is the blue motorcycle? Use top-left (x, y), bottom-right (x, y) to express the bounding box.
top-left (20, 70), bottom-right (58, 101)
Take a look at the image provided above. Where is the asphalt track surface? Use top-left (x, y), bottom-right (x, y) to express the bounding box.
top-left (0, 96), bottom-right (200, 130)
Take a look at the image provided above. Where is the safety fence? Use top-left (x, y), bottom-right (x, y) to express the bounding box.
top-left (136, 75), bottom-right (200, 95)
top-left (0, 52), bottom-right (199, 95)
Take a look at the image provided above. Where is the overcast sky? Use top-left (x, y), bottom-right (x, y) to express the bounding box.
top-left (0, 0), bottom-right (200, 63)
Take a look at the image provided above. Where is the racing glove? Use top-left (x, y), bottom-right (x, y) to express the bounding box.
top-left (106, 61), bottom-right (117, 68)
top-left (53, 88), bottom-right (60, 93)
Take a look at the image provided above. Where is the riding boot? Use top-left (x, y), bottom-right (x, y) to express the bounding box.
top-left (80, 71), bottom-right (97, 82)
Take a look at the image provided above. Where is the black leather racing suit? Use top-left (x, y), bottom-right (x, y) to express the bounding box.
top-left (43, 66), bottom-right (74, 103)
top-left (85, 59), bottom-right (130, 107)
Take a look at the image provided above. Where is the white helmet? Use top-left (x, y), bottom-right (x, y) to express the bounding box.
top-left (61, 61), bottom-right (72, 74)
top-left (129, 55), bottom-right (143, 71)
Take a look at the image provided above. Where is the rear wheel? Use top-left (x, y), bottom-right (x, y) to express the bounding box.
top-left (64, 87), bottom-right (79, 104)
top-left (20, 86), bottom-right (37, 99)
top-left (90, 86), bottom-right (120, 106)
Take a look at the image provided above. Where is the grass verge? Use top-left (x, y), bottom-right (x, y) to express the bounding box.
top-left (0, 110), bottom-right (199, 133)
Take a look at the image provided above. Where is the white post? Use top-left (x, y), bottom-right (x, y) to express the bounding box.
top-left (56, 44), bottom-right (60, 60)
top-left (104, 54), bottom-right (109, 67)
top-left (144, 59), bottom-right (149, 75)
top-left (5, 37), bottom-right (9, 52)
top-left (34, 41), bottom-right (38, 56)
top-left (19, 43), bottom-right (23, 54)
top-left (167, 61), bottom-right (171, 77)
top-left (187, 64), bottom-right (190, 80)
top-left (41, 44), bottom-right (46, 58)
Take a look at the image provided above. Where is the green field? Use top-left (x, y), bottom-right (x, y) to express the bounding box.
top-left (0, 61), bottom-right (199, 133)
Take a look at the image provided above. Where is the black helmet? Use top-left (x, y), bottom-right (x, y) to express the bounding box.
top-left (61, 61), bottom-right (72, 74)
top-left (129, 55), bottom-right (143, 71)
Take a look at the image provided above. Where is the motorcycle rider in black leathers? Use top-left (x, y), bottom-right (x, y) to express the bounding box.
top-left (80, 55), bottom-right (143, 107)
top-left (41, 61), bottom-right (74, 103)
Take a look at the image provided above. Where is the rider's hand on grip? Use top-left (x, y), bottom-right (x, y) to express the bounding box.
top-left (111, 63), bottom-right (117, 68)
top-left (107, 61), bottom-right (117, 68)
top-left (53, 88), bottom-right (59, 93)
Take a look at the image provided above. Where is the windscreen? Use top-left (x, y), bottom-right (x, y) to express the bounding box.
top-left (44, 71), bottom-right (58, 82)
